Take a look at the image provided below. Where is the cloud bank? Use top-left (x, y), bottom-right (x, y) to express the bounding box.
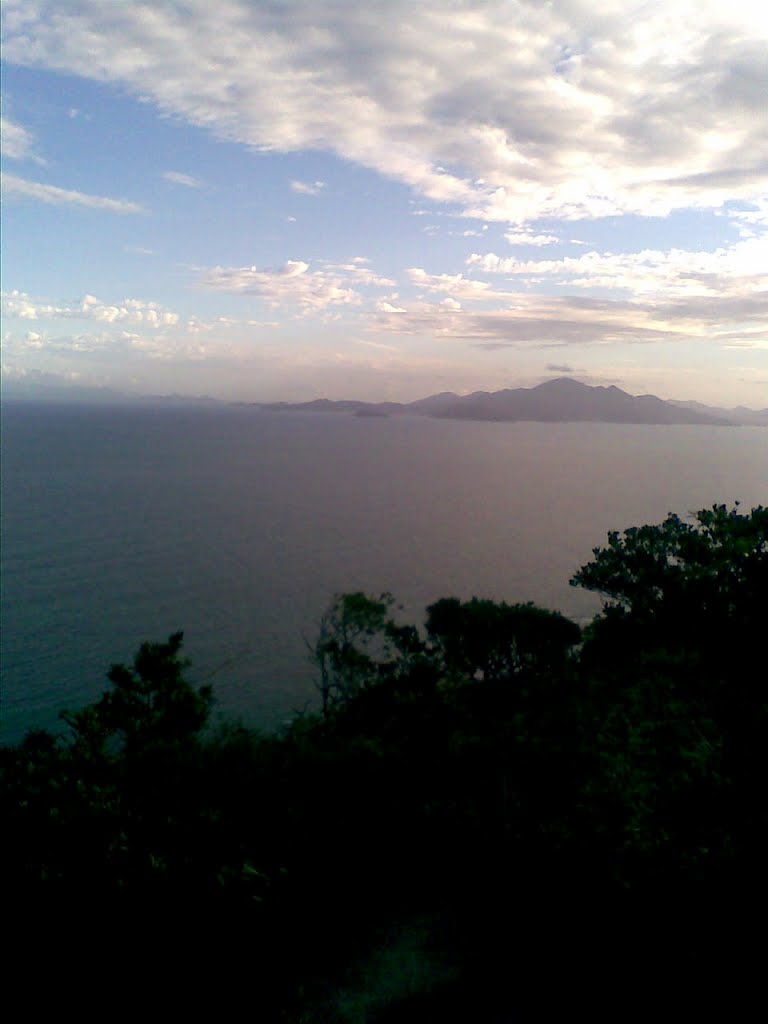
top-left (3, 0), bottom-right (766, 225)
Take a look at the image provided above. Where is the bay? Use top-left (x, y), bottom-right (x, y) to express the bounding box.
top-left (2, 400), bottom-right (766, 743)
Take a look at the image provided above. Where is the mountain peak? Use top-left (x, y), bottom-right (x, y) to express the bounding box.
top-left (534, 376), bottom-right (587, 390)
top-left (416, 378), bottom-right (726, 424)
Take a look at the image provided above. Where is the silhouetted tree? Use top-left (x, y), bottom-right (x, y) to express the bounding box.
top-left (570, 503), bottom-right (768, 903)
top-left (426, 597), bottom-right (580, 683)
top-left (313, 591), bottom-right (405, 710)
top-left (61, 630), bottom-right (213, 756)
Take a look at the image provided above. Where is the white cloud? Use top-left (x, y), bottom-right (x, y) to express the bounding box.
top-left (3, 328), bottom-right (220, 361)
top-left (1, 172), bottom-right (145, 213)
top-left (201, 258), bottom-right (393, 315)
top-left (407, 267), bottom-right (516, 304)
top-left (3, 1), bottom-right (766, 225)
top-left (2, 290), bottom-right (179, 325)
top-left (1, 363), bottom-right (28, 379)
top-left (0, 115), bottom-right (44, 162)
top-left (504, 231), bottom-right (560, 247)
top-left (162, 170), bottom-right (202, 188)
top-left (324, 261), bottom-right (395, 287)
top-left (466, 237), bottom-right (768, 299)
top-left (185, 314), bottom-right (280, 334)
top-left (290, 180), bottom-right (326, 196)
top-left (1, 309), bottom-right (291, 376)
top-left (727, 199), bottom-right (768, 239)
top-left (202, 261), bottom-right (360, 314)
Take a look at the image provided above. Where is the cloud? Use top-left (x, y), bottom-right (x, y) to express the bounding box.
top-left (202, 261), bottom-right (361, 314)
top-left (356, 339), bottom-right (400, 352)
top-left (465, 237), bottom-right (768, 299)
top-left (290, 180), bottom-right (326, 196)
top-left (369, 283), bottom-right (768, 350)
top-left (1, 172), bottom-right (145, 213)
top-left (4, 1), bottom-right (766, 224)
top-left (2, 290), bottom-right (179, 325)
top-left (3, 327), bottom-right (220, 362)
top-left (1, 365), bottom-right (85, 385)
top-left (546, 364), bottom-right (575, 373)
top-left (185, 314), bottom-right (280, 334)
top-left (0, 115), bottom-right (44, 163)
top-left (727, 199), bottom-right (768, 238)
top-left (504, 231), bottom-right (560, 246)
top-left (406, 267), bottom-right (518, 304)
top-left (371, 297), bottom-right (685, 347)
top-left (201, 259), bottom-right (393, 315)
top-left (1, 303), bottom-right (287, 375)
top-left (323, 261), bottom-right (395, 287)
top-left (162, 170), bottom-right (202, 188)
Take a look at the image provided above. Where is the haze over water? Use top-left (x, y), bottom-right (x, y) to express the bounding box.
top-left (2, 401), bottom-right (766, 743)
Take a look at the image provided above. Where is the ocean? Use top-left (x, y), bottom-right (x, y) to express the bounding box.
top-left (2, 400), bottom-right (766, 743)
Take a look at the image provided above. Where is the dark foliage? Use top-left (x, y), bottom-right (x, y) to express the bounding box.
top-left (3, 505), bottom-right (766, 1017)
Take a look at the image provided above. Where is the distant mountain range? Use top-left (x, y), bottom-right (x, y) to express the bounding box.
top-left (4, 375), bottom-right (766, 425)
top-left (666, 398), bottom-right (768, 427)
top-left (257, 378), bottom-right (768, 426)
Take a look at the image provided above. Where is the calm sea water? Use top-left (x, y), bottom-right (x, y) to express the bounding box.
top-left (2, 401), bottom-right (766, 743)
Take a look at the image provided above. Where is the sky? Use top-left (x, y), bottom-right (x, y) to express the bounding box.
top-left (1, 0), bottom-right (767, 407)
